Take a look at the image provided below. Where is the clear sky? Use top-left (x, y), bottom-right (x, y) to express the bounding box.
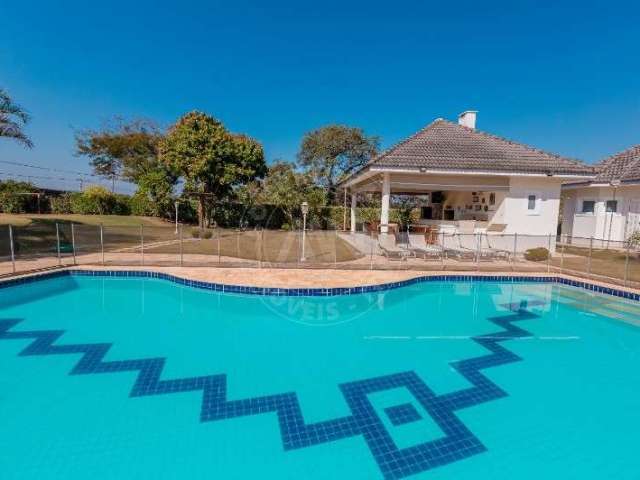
top-left (1, 0), bottom-right (639, 192)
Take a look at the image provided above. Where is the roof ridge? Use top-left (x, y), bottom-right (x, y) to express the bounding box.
top-left (619, 147), bottom-right (640, 180)
top-left (437, 118), bottom-right (590, 169)
top-left (595, 144), bottom-right (640, 181)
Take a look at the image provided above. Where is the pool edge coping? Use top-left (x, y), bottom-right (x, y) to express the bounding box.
top-left (1, 267), bottom-right (639, 301)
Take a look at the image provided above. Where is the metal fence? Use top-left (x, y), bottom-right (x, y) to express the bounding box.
top-left (1, 223), bottom-right (639, 289)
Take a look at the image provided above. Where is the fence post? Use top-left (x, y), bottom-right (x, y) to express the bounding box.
top-left (179, 224), bottom-right (184, 267)
top-left (440, 230), bottom-right (445, 270)
top-left (475, 233), bottom-right (480, 270)
top-left (71, 223), bottom-right (77, 266)
top-left (259, 229), bottom-right (264, 268)
top-left (587, 236), bottom-right (593, 275)
top-left (217, 227), bottom-right (221, 264)
top-left (624, 241), bottom-right (631, 287)
top-left (140, 225), bottom-right (144, 266)
top-left (56, 222), bottom-right (62, 265)
top-left (560, 235), bottom-right (565, 273)
top-left (512, 233), bottom-right (518, 270)
top-left (334, 229), bottom-right (338, 269)
top-left (100, 224), bottom-right (105, 266)
top-left (8, 225), bottom-right (16, 274)
top-left (369, 230), bottom-right (374, 270)
top-left (547, 234), bottom-right (552, 273)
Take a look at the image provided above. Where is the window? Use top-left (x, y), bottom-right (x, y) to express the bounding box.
top-left (526, 194), bottom-right (540, 215)
top-left (606, 200), bottom-right (618, 213)
top-left (581, 200), bottom-right (595, 214)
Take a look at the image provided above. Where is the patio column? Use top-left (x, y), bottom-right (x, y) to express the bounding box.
top-left (380, 172), bottom-right (391, 233)
top-left (350, 190), bottom-right (357, 233)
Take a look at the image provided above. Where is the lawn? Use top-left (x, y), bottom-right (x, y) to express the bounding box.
top-left (552, 244), bottom-right (640, 284)
top-left (0, 213), bottom-right (169, 227)
top-left (0, 214), bottom-right (173, 259)
top-left (0, 214), bottom-right (362, 264)
top-left (152, 229), bottom-right (362, 264)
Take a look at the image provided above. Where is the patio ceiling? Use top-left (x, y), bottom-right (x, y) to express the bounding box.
top-left (351, 172), bottom-right (510, 193)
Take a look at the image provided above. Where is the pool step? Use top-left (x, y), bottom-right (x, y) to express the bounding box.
top-left (554, 288), bottom-right (640, 325)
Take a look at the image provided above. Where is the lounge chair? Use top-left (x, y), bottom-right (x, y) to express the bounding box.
top-left (480, 233), bottom-right (512, 260)
top-left (440, 233), bottom-right (476, 259)
top-left (408, 234), bottom-right (445, 259)
top-left (378, 234), bottom-right (413, 260)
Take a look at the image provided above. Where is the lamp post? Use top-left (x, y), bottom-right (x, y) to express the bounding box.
top-left (174, 200), bottom-right (180, 234)
top-left (301, 201), bottom-right (309, 262)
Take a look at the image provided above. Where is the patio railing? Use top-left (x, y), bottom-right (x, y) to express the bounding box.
top-left (1, 223), bottom-right (639, 289)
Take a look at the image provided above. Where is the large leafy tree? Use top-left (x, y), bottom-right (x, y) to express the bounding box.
top-left (297, 125), bottom-right (378, 201)
top-left (76, 119), bottom-right (164, 187)
top-left (159, 111), bottom-right (266, 227)
top-left (0, 89), bottom-right (33, 148)
top-left (257, 161), bottom-right (325, 227)
top-left (76, 119), bottom-right (177, 216)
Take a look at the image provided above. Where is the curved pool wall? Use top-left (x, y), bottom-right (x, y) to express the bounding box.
top-left (2, 270), bottom-right (640, 479)
top-left (1, 269), bottom-right (639, 300)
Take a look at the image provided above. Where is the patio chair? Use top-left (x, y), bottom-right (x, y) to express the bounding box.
top-left (378, 233), bottom-right (413, 260)
top-left (480, 233), bottom-right (512, 261)
top-left (440, 232), bottom-right (476, 259)
top-left (408, 234), bottom-right (445, 259)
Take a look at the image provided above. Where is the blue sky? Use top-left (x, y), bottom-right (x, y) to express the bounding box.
top-left (1, 0), bottom-right (639, 192)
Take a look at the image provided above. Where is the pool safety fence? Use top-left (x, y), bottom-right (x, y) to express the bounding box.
top-left (0, 222), bottom-right (639, 289)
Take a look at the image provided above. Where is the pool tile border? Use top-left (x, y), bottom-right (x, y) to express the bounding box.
top-left (0, 269), bottom-right (639, 301)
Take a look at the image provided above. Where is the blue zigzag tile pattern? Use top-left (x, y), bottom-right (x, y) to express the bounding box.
top-left (0, 293), bottom-right (541, 479)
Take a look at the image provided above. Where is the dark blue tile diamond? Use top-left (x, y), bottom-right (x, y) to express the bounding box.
top-left (384, 403), bottom-right (422, 426)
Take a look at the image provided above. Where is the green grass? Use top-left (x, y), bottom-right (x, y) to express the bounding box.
top-left (0, 214), bottom-right (172, 258)
top-left (0, 213), bottom-right (169, 227)
top-left (552, 244), bottom-right (640, 284)
top-left (0, 214), bottom-right (362, 263)
top-left (152, 229), bottom-right (362, 263)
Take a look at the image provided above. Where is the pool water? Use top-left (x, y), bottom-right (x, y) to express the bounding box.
top-left (1, 274), bottom-right (640, 479)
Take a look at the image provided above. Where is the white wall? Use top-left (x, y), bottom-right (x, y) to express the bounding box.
top-left (561, 185), bottom-right (640, 243)
top-left (503, 177), bottom-right (562, 236)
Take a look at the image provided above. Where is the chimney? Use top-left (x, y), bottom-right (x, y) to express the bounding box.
top-left (458, 110), bottom-right (477, 129)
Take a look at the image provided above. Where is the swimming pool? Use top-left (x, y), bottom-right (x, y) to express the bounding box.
top-left (1, 272), bottom-right (639, 479)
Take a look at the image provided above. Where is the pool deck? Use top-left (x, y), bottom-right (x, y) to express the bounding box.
top-left (4, 265), bottom-right (638, 296)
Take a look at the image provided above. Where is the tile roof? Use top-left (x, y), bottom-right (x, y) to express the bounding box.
top-left (362, 119), bottom-right (594, 176)
top-left (593, 144), bottom-right (640, 183)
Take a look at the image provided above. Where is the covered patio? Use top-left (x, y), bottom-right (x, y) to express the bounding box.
top-left (341, 112), bottom-right (594, 237)
top-left (346, 170), bottom-right (510, 235)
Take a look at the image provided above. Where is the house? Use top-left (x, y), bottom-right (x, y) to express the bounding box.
top-left (340, 111), bottom-right (595, 251)
top-left (561, 144), bottom-right (640, 245)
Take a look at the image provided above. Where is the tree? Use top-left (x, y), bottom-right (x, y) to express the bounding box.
top-left (132, 169), bottom-right (176, 217)
top-left (76, 119), bottom-right (177, 217)
top-left (159, 111), bottom-right (266, 228)
top-left (297, 125), bottom-right (378, 201)
top-left (0, 89), bottom-right (33, 148)
top-left (257, 162), bottom-right (325, 228)
top-left (75, 118), bottom-right (164, 189)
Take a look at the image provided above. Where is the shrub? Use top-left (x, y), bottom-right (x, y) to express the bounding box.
top-left (112, 194), bottom-right (132, 215)
top-left (129, 192), bottom-right (155, 216)
top-left (626, 231), bottom-right (640, 249)
top-left (191, 228), bottom-right (201, 238)
top-left (524, 247), bottom-right (549, 262)
top-left (202, 229), bottom-right (213, 239)
top-left (49, 193), bottom-right (77, 214)
top-left (0, 180), bottom-right (39, 213)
